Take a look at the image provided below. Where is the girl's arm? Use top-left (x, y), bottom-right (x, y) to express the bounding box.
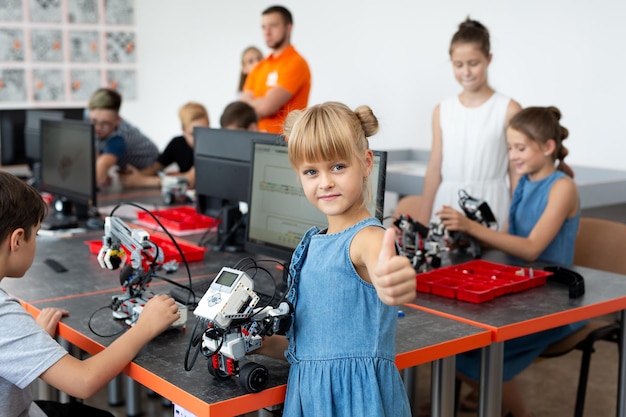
top-left (352, 227), bottom-right (417, 306)
top-left (39, 294), bottom-right (180, 399)
top-left (254, 335), bottom-right (289, 361)
top-left (417, 105), bottom-right (443, 225)
top-left (437, 177), bottom-right (578, 262)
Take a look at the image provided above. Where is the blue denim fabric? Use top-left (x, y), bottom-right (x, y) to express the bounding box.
top-left (282, 218), bottom-right (410, 417)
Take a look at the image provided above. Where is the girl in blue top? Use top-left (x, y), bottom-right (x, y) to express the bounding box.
top-left (438, 106), bottom-right (582, 417)
top-left (257, 102), bottom-right (417, 417)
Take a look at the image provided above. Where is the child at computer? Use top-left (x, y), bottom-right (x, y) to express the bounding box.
top-left (0, 171), bottom-right (180, 417)
top-left (119, 101), bottom-right (209, 189)
top-left (219, 101), bottom-right (258, 131)
top-left (257, 102), bottom-right (416, 417)
top-left (437, 106), bottom-right (584, 417)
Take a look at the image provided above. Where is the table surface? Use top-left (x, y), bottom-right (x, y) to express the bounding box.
top-left (407, 252), bottom-right (626, 342)
top-left (4, 198), bottom-right (492, 416)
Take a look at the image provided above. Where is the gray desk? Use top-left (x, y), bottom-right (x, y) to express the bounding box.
top-left (408, 253), bottom-right (626, 417)
top-left (7, 223), bottom-right (492, 416)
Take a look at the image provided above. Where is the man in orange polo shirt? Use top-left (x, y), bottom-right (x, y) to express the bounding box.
top-left (241, 5), bottom-right (311, 134)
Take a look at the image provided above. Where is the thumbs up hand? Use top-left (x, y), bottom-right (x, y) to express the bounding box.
top-left (372, 228), bottom-right (417, 306)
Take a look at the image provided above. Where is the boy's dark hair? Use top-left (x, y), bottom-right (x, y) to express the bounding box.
top-left (262, 5), bottom-right (293, 25)
top-left (88, 88), bottom-right (122, 112)
top-left (220, 101), bottom-right (258, 129)
top-left (0, 172), bottom-right (47, 242)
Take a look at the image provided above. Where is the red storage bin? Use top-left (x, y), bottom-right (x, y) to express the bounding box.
top-left (135, 206), bottom-right (219, 234)
top-left (415, 260), bottom-right (552, 303)
top-left (85, 233), bottom-right (206, 264)
top-left (456, 282), bottom-right (499, 303)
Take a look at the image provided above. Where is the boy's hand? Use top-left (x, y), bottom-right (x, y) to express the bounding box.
top-left (437, 205), bottom-right (471, 232)
top-left (36, 307), bottom-right (69, 338)
top-left (134, 294), bottom-right (181, 338)
top-left (373, 228), bottom-right (417, 306)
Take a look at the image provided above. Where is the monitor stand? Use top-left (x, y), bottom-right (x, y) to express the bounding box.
top-left (210, 205), bottom-right (246, 252)
top-left (40, 197), bottom-right (80, 230)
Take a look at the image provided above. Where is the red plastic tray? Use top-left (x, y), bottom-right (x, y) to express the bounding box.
top-left (85, 233), bottom-right (206, 264)
top-left (416, 260), bottom-right (551, 303)
top-left (136, 206), bottom-right (219, 233)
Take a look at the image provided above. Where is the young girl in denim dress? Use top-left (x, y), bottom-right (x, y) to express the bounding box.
top-left (438, 106), bottom-right (584, 417)
top-left (257, 101), bottom-right (417, 417)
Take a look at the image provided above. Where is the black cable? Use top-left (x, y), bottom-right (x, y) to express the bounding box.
top-left (215, 210), bottom-right (248, 252)
top-left (108, 201), bottom-right (194, 299)
top-left (184, 317), bottom-right (206, 371)
top-left (87, 305), bottom-right (128, 338)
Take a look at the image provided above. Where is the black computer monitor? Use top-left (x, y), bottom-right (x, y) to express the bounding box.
top-left (0, 108), bottom-right (85, 179)
top-left (25, 110), bottom-right (64, 186)
top-left (194, 127), bottom-right (283, 252)
top-left (245, 141), bottom-right (387, 262)
top-left (0, 110), bottom-right (27, 167)
top-left (39, 119), bottom-right (97, 228)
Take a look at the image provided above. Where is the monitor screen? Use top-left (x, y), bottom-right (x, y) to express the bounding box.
top-left (39, 119), bottom-right (97, 222)
top-left (194, 127), bottom-right (283, 251)
top-left (0, 108), bottom-right (85, 177)
top-left (25, 109), bottom-right (65, 161)
top-left (245, 141), bottom-right (387, 261)
top-left (0, 110), bottom-right (27, 167)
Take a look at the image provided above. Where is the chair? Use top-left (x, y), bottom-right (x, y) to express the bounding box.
top-left (539, 217), bottom-right (626, 417)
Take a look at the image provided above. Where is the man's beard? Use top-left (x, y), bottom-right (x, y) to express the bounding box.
top-left (267, 33), bottom-right (288, 50)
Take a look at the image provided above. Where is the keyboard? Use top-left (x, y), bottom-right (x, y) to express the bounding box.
top-left (170, 277), bottom-right (279, 307)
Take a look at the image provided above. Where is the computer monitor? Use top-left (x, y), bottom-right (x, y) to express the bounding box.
top-left (0, 110), bottom-right (27, 167)
top-left (0, 108), bottom-right (85, 179)
top-left (25, 110), bottom-right (64, 186)
top-left (194, 127), bottom-right (283, 251)
top-left (39, 119), bottom-right (97, 228)
top-left (245, 141), bottom-right (387, 262)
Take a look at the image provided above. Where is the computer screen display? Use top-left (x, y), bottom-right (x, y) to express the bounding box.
top-left (0, 110), bottom-right (27, 167)
top-left (245, 141), bottom-right (387, 261)
top-left (39, 119), bottom-right (96, 221)
top-left (0, 108), bottom-right (84, 175)
top-left (25, 109), bottom-right (65, 161)
top-left (193, 127), bottom-right (283, 251)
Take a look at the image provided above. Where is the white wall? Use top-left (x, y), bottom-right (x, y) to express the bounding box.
top-left (122, 0), bottom-right (626, 170)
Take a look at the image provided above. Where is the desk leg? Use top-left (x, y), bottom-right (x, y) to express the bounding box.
top-left (108, 375), bottom-right (124, 406)
top-left (401, 367), bottom-right (418, 415)
top-left (125, 375), bottom-right (142, 417)
top-left (431, 356), bottom-right (456, 417)
top-left (478, 342), bottom-right (503, 417)
top-left (57, 338), bottom-right (73, 404)
top-left (617, 309), bottom-right (625, 417)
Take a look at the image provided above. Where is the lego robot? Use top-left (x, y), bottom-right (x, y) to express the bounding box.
top-left (97, 216), bottom-right (187, 327)
top-left (393, 190), bottom-right (497, 271)
top-left (393, 214), bottom-right (447, 272)
top-left (190, 266), bottom-right (292, 393)
top-left (160, 173), bottom-right (189, 205)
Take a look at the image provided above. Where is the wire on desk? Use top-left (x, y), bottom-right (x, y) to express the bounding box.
top-left (87, 305), bottom-right (128, 338)
top-left (108, 201), bottom-right (195, 299)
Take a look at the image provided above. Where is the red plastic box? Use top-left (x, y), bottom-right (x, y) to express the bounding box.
top-left (415, 260), bottom-right (552, 303)
top-left (135, 206), bottom-right (219, 234)
top-left (85, 234), bottom-right (206, 264)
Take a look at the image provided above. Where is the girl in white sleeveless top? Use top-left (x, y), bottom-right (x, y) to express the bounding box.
top-left (418, 18), bottom-right (521, 231)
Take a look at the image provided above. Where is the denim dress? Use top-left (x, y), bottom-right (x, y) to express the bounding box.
top-left (457, 171), bottom-right (586, 382)
top-left (283, 217), bottom-right (410, 417)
